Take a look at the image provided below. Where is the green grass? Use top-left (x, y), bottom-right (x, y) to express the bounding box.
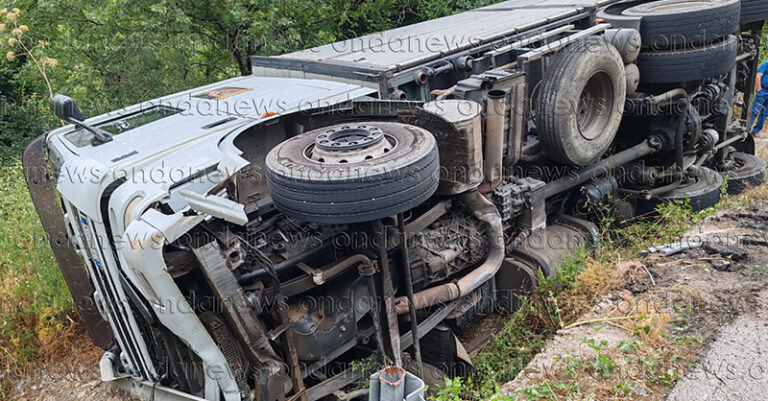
top-left (429, 249), bottom-right (592, 401)
top-left (2, 148), bottom-right (767, 399)
top-left (452, 185), bottom-right (768, 400)
top-left (431, 197), bottom-right (713, 400)
top-left (0, 161), bottom-right (73, 394)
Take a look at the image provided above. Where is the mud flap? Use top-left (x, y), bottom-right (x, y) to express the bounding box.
top-left (731, 133), bottom-right (756, 156)
top-left (418, 325), bottom-right (473, 379)
top-left (22, 136), bottom-right (113, 349)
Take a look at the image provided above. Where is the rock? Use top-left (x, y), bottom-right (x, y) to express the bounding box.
top-left (83, 380), bottom-right (101, 388)
top-left (709, 259), bottom-right (744, 272)
top-left (702, 241), bottom-right (749, 261)
top-left (711, 260), bottom-right (731, 272)
top-left (740, 237), bottom-right (768, 247)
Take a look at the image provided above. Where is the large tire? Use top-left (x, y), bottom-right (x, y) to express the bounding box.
top-left (636, 36), bottom-right (738, 84)
top-left (636, 167), bottom-right (724, 214)
top-left (721, 152), bottom-right (767, 194)
top-left (535, 38), bottom-right (626, 165)
top-left (741, 0), bottom-right (768, 24)
top-left (265, 122), bottom-right (439, 224)
top-left (622, 0), bottom-right (740, 47)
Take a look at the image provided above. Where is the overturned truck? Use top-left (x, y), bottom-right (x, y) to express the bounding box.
top-left (23, 0), bottom-right (768, 400)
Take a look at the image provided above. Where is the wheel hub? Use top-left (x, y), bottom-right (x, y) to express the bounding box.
top-left (577, 71), bottom-right (613, 140)
top-left (309, 124), bottom-right (394, 164)
top-left (315, 125), bottom-right (384, 150)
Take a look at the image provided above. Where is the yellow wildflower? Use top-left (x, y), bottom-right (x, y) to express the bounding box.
top-left (46, 58), bottom-right (58, 67)
top-left (0, 24), bottom-right (5, 32)
top-left (6, 51), bottom-right (15, 61)
top-left (0, 8), bottom-right (6, 15)
top-left (19, 24), bottom-right (28, 32)
top-left (11, 27), bottom-right (22, 36)
top-left (36, 326), bottom-right (56, 345)
top-left (11, 8), bottom-right (20, 14)
top-left (8, 37), bottom-right (17, 46)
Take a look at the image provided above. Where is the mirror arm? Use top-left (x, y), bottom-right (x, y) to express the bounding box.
top-left (66, 117), bottom-right (113, 145)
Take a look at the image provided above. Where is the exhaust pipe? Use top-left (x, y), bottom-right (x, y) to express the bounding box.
top-left (394, 191), bottom-right (504, 314)
top-left (479, 90), bottom-right (507, 193)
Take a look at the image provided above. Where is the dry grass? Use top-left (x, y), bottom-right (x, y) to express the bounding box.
top-left (554, 259), bottom-right (632, 326)
top-left (1, 139), bottom-right (767, 399)
top-left (0, 162), bottom-right (89, 397)
top-left (502, 269), bottom-right (703, 401)
top-left (473, 141), bottom-right (768, 401)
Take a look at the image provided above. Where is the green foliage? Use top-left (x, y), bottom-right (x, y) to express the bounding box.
top-left (0, 0), bottom-right (507, 163)
top-left (0, 0), bottom-right (744, 397)
top-left (582, 337), bottom-right (616, 378)
top-left (170, 0), bottom-right (395, 75)
top-left (516, 383), bottom-right (555, 401)
top-left (462, 247), bottom-right (589, 399)
top-left (406, 0), bottom-right (501, 21)
top-left (553, 246), bottom-right (589, 293)
top-left (613, 380), bottom-right (634, 397)
top-left (0, 0), bottom-right (511, 390)
top-left (638, 354), bottom-right (682, 387)
top-left (617, 339), bottom-right (643, 352)
top-left (762, 23), bottom-right (768, 62)
top-left (349, 355), bottom-right (380, 390)
top-left (608, 199), bottom-right (696, 255)
top-left (0, 97), bottom-right (51, 161)
top-left (0, 163), bottom-right (73, 373)
top-left (430, 377), bottom-right (466, 401)
top-left (429, 377), bottom-right (512, 401)
top-left (472, 310), bottom-right (548, 392)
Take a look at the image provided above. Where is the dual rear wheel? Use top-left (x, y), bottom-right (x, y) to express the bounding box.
top-left (635, 152), bottom-right (767, 216)
top-left (600, 0), bottom-right (741, 84)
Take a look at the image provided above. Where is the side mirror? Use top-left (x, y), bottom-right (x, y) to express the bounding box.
top-left (50, 94), bottom-right (113, 145)
top-left (51, 94), bottom-right (84, 122)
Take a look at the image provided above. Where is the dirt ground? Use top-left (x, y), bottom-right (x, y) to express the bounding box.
top-left (8, 344), bottom-right (135, 401)
top-left (498, 203), bottom-right (768, 400)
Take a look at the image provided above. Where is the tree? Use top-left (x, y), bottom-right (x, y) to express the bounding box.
top-left (170, 0), bottom-right (398, 76)
top-left (0, 0), bottom-right (502, 161)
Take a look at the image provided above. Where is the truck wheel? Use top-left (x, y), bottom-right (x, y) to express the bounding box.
top-left (622, 0), bottom-right (740, 47)
top-left (636, 35), bottom-right (737, 84)
top-left (265, 122), bottom-right (439, 224)
top-left (741, 0), bottom-right (768, 24)
top-left (721, 152), bottom-right (767, 195)
top-left (635, 167), bottom-right (724, 215)
top-left (535, 38), bottom-right (626, 165)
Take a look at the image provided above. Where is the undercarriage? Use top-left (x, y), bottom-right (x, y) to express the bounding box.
top-left (22, 0), bottom-right (768, 400)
